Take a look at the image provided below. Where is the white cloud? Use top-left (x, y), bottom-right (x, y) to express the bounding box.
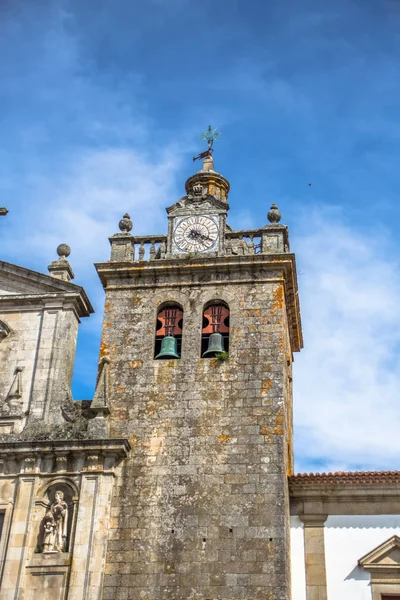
top-left (293, 208), bottom-right (400, 472)
top-left (1, 145), bottom-right (186, 338)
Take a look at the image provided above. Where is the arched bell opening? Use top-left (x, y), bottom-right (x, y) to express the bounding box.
top-left (201, 301), bottom-right (230, 358)
top-left (154, 303), bottom-right (183, 360)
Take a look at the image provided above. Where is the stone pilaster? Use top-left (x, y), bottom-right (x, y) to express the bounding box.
top-left (68, 471), bottom-right (115, 599)
top-left (300, 515), bottom-right (328, 600)
top-left (1, 476), bottom-right (36, 599)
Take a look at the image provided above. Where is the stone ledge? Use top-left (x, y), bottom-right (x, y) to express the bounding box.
top-left (0, 438), bottom-right (130, 475)
top-left (0, 438), bottom-right (130, 451)
top-left (0, 291), bottom-right (92, 318)
top-left (96, 251), bottom-right (296, 278)
top-left (96, 253), bottom-right (303, 352)
top-left (290, 481), bottom-right (400, 516)
top-left (0, 260), bottom-right (93, 317)
top-left (27, 553), bottom-right (72, 567)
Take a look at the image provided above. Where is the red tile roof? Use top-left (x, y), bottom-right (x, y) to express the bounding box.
top-left (289, 471), bottom-right (400, 484)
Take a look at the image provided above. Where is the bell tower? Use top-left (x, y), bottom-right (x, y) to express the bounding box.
top-left (96, 139), bottom-right (303, 600)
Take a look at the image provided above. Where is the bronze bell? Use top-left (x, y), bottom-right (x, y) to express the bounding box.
top-left (202, 332), bottom-right (225, 357)
top-left (155, 334), bottom-right (180, 359)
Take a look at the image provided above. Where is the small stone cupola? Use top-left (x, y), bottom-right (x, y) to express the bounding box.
top-left (185, 153), bottom-right (230, 201)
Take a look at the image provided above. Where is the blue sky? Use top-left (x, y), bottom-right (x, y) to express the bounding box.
top-left (1, 0), bottom-right (400, 472)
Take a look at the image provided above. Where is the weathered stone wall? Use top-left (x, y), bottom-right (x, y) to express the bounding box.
top-left (0, 441), bottom-right (129, 600)
top-left (101, 265), bottom-right (294, 599)
top-left (0, 304), bottom-right (79, 430)
top-left (0, 308), bottom-right (41, 430)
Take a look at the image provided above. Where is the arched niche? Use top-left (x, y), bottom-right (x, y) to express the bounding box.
top-left (154, 301), bottom-right (184, 359)
top-left (34, 478), bottom-right (79, 554)
top-left (201, 300), bottom-right (230, 358)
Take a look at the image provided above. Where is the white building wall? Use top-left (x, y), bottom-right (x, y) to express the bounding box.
top-left (325, 514), bottom-right (400, 600)
top-left (290, 516), bottom-right (307, 600)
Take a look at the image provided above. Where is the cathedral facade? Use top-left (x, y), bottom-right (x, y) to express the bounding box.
top-left (0, 156), bottom-right (399, 600)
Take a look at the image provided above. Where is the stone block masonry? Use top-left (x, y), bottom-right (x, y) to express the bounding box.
top-left (97, 253), bottom-right (300, 600)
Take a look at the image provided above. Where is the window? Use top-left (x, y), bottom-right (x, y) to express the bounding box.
top-left (201, 302), bottom-right (230, 358)
top-left (154, 304), bottom-right (183, 359)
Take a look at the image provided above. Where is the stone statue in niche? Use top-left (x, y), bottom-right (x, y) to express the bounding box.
top-left (42, 510), bottom-right (56, 552)
top-left (41, 490), bottom-right (68, 552)
top-left (52, 490), bottom-right (68, 551)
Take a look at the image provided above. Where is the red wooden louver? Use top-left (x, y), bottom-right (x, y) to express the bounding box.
top-left (156, 307), bottom-right (183, 337)
top-left (202, 304), bottom-right (229, 335)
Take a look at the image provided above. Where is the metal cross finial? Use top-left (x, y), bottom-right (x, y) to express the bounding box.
top-left (200, 125), bottom-right (221, 151)
top-left (193, 125), bottom-right (221, 162)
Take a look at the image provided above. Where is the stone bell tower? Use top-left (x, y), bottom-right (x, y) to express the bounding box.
top-left (96, 145), bottom-right (303, 599)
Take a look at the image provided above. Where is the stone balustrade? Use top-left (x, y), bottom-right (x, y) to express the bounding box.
top-left (224, 224), bottom-right (289, 255)
top-left (133, 234), bottom-right (168, 261)
top-left (109, 225), bottom-right (289, 262)
top-left (225, 229), bottom-right (263, 255)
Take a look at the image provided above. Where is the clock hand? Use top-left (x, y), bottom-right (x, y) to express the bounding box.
top-left (198, 233), bottom-right (213, 242)
top-left (188, 229), bottom-right (214, 243)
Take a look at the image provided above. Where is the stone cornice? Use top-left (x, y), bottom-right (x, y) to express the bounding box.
top-left (0, 438), bottom-right (130, 475)
top-left (0, 438), bottom-right (130, 455)
top-left (290, 470), bottom-right (400, 485)
top-left (0, 292), bottom-right (92, 319)
top-left (0, 438), bottom-right (131, 454)
top-left (290, 475), bottom-right (400, 515)
top-left (96, 253), bottom-right (303, 352)
top-left (0, 261), bottom-right (93, 317)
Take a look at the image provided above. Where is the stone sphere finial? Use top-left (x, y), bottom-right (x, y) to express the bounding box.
top-left (267, 204), bottom-right (281, 224)
top-left (56, 243), bottom-right (71, 259)
top-left (119, 213), bottom-right (133, 233)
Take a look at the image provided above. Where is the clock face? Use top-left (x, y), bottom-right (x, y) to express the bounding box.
top-left (173, 215), bottom-right (219, 253)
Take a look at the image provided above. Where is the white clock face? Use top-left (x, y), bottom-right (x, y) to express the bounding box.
top-left (173, 215), bottom-right (219, 253)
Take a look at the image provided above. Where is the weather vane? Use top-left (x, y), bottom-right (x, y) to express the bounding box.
top-left (193, 125), bottom-right (221, 162)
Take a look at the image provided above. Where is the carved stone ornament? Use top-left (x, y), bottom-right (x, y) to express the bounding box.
top-left (61, 394), bottom-right (87, 426)
top-left (267, 203), bottom-right (282, 224)
top-left (56, 243), bottom-right (71, 259)
top-left (0, 399), bottom-right (23, 418)
top-left (41, 490), bottom-right (68, 553)
top-left (0, 367), bottom-right (24, 419)
top-left (0, 321), bottom-right (10, 342)
top-left (119, 213), bottom-right (133, 233)
top-left (193, 183), bottom-right (203, 196)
